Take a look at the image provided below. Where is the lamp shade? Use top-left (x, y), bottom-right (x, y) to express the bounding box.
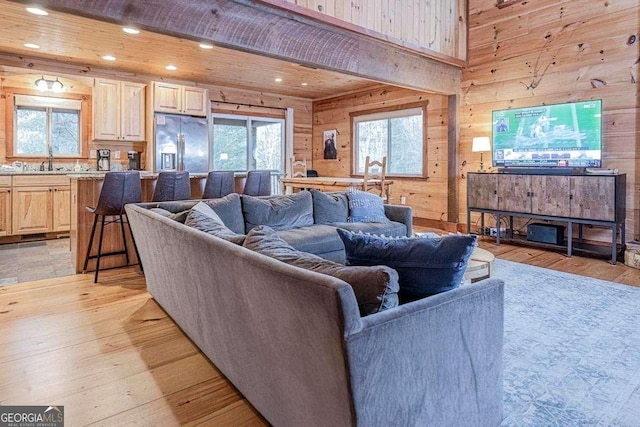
top-left (472, 136), bottom-right (491, 152)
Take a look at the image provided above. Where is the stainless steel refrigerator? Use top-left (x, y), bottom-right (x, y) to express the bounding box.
top-left (155, 113), bottom-right (209, 173)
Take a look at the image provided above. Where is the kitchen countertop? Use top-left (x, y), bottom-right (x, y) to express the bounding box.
top-left (0, 171), bottom-right (209, 179)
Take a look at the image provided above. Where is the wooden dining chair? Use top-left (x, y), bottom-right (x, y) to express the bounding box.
top-left (363, 156), bottom-right (387, 201)
top-left (290, 157), bottom-right (307, 178)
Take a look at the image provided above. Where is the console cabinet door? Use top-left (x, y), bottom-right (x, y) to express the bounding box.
top-left (12, 186), bottom-right (52, 234)
top-left (531, 175), bottom-right (571, 217)
top-left (467, 173), bottom-right (498, 209)
top-left (497, 174), bottom-right (531, 213)
top-left (570, 176), bottom-right (616, 221)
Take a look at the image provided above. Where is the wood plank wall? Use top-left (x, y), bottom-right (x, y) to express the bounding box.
top-left (460, 0), bottom-right (640, 241)
top-left (312, 85), bottom-right (451, 220)
top-left (283, 0), bottom-right (468, 61)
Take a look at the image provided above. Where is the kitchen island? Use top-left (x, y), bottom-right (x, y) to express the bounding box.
top-left (69, 172), bottom-right (210, 273)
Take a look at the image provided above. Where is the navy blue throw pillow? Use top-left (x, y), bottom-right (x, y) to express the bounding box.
top-left (337, 229), bottom-right (477, 301)
top-left (346, 188), bottom-right (389, 223)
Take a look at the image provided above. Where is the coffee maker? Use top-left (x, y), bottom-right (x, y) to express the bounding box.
top-left (128, 151), bottom-right (142, 170)
top-left (97, 149), bottom-right (110, 171)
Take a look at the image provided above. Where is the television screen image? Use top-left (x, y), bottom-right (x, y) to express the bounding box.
top-left (492, 100), bottom-right (602, 168)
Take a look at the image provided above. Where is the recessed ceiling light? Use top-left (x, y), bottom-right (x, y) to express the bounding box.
top-left (122, 27), bottom-right (140, 35)
top-left (199, 43), bottom-right (214, 49)
top-left (23, 43), bottom-right (40, 49)
top-left (275, 78), bottom-right (283, 83)
top-left (301, 82), bottom-right (308, 86)
top-left (165, 64), bottom-right (177, 71)
top-left (26, 7), bottom-right (48, 16)
top-left (102, 55), bottom-right (116, 61)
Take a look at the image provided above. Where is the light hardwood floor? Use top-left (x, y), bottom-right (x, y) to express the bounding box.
top-left (0, 245), bottom-right (638, 426)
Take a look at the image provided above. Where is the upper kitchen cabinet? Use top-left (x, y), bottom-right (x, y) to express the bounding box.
top-left (93, 78), bottom-right (146, 141)
top-left (153, 82), bottom-right (208, 117)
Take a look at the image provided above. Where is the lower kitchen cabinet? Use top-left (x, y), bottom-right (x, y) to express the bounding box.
top-left (10, 175), bottom-right (71, 235)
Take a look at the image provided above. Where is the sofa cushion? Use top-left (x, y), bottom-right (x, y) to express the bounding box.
top-left (337, 229), bottom-right (477, 302)
top-left (311, 190), bottom-right (349, 224)
top-left (149, 207), bottom-right (189, 223)
top-left (346, 188), bottom-right (389, 223)
top-left (277, 224), bottom-right (347, 256)
top-left (244, 226), bottom-right (399, 316)
top-left (242, 191), bottom-right (314, 232)
top-left (203, 193), bottom-right (244, 234)
top-left (184, 202), bottom-right (246, 245)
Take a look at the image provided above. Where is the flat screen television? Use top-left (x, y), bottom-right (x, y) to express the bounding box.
top-left (492, 100), bottom-right (602, 169)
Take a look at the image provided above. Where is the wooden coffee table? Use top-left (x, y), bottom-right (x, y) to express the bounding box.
top-left (464, 247), bottom-right (495, 282)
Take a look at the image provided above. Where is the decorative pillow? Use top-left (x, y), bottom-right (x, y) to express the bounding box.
top-left (203, 193), bottom-right (244, 235)
top-left (243, 226), bottom-right (399, 316)
top-left (346, 187), bottom-right (389, 223)
top-left (337, 229), bottom-right (477, 302)
top-left (184, 202), bottom-right (246, 245)
top-left (242, 191), bottom-right (314, 232)
top-left (149, 207), bottom-right (189, 223)
top-left (311, 190), bottom-right (349, 224)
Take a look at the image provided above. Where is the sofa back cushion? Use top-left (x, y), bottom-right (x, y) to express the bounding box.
top-left (311, 190), bottom-right (349, 224)
top-left (337, 229), bottom-right (477, 302)
top-left (244, 225), bottom-right (399, 316)
top-left (242, 191), bottom-right (314, 232)
top-left (346, 188), bottom-right (389, 223)
top-left (184, 201), bottom-right (246, 245)
top-left (203, 193), bottom-right (244, 234)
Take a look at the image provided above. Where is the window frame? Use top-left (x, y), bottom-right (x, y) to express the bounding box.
top-left (210, 111), bottom-right (285, 173)
top-left (350, 101), bottom-right (428, 178)
top-left (5, 88), bottom-right (90, 161)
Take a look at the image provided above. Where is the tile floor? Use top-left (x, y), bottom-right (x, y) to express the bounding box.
top-left (0, 238), bottom-right (75, 285)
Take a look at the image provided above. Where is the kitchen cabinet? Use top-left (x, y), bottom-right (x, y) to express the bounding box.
top-left (93, 78), bottom-right (146, 141)
top-left (11, 175), bottom-right (71, 235)
top-left (0, 176), bottom-right (11, 236)
top-left (153, 82), bottom-right (208, 116)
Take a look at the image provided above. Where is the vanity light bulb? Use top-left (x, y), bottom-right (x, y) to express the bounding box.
top-left (51, 79), bottom-right (64, 92)
top-left (36, 78), bottom-right (48, 92)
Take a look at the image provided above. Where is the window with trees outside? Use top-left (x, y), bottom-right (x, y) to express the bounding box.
top-left (352, 105), bottom-right (426, 177)
top-left (14, 95), bottom-right (81, 157)
top-left (211, 114), bottom-right (284, 173)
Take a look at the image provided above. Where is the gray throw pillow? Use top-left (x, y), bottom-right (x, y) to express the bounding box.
top-left (149, 207), bottom-right (189, 223)
top-left (337, 229), bottom-right (477, 302)
top-left (243, 226), bottom-right (399, 316)
top-left (346, 187), bottom-right (389, 223)
top-left (311, 190), bottom-right (349, 224)
top-left (185, 202), bottom-right (246, 245)
top-left (203, 193), bottom-right (244, 235)
top-left (242, 191), bottom-right (314, 233)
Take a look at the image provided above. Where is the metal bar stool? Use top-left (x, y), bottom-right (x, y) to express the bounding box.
top-left (152, 171), bottom-right (191, 202)
top-left (202, 171), bottom-right (235, 199)
top-left (83, 171), bottom-right (142, 283)
top-left (242, 170), bottom-right (271, 196)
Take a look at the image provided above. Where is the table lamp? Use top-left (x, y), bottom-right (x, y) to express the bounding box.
top-left (472, 136), bottom-right (491, 172)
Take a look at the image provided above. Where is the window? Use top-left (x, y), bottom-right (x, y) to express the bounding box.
top-left (211, 114), bottom-right (284, 173)
top-left (352, 105), bottom-right (426, 177)
top-left (14, 95), bottom-right (81, 157)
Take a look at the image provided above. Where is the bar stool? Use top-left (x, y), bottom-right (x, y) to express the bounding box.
top-left (83, 171), bottom-right (142, 283)
top-left (152, 171), bottom-right (191, 201)
top-left (202, 171), bottom-right (235, 199)
top-left (242, 170), bottom-right (271, 196)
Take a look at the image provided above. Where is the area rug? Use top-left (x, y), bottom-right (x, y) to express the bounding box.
top-left (494, 259), bottom-right (640, 426)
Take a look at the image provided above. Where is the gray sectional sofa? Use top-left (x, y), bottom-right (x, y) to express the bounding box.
top-left (126, 191), bottom-right (504, 426)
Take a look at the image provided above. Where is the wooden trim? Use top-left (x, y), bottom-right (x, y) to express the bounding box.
top-left (447, 94), bottom-right (459, 223)
top-left (211, 107), bottom-right (285, 119)
top-left (349, 101), bottom-right (429, 178)
top-left (496, 0), bottom-right (521, 9)
top-left (36, 0), bottom-right (461, 95)
top-left (4, 87), bottom-right (91, 160)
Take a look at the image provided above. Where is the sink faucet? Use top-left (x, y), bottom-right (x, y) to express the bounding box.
top-left (47, 147), bottom-right (53, 171)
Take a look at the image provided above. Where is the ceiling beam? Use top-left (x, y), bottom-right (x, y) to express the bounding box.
top-left (18, 0), bottom-right (461, 95)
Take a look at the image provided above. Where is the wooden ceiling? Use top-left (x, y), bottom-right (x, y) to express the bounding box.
top-left (0, 0), bottom-right (380, 99)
